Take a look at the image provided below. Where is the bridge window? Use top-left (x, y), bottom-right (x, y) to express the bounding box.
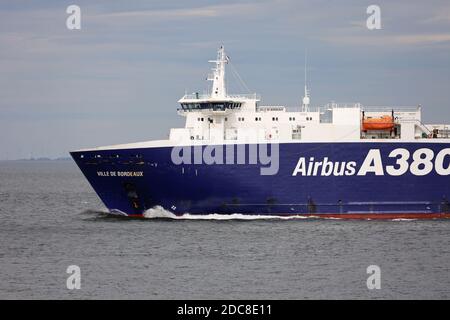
top-left (180, 102), bottom-right (242, 111)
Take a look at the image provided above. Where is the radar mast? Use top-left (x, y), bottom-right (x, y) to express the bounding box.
top-left (208, 46), bottom-right (229, 99)
top-left (302, 50), bottom-right (310, 112)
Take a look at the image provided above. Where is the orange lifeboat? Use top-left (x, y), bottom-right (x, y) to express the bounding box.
top-left (362, 115), bottom-right (395, 131)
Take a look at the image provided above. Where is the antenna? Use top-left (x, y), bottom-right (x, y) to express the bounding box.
top-left (302, 49), bottom-right (310, 112)
top-left (304, 50), bottom-right (307, 86)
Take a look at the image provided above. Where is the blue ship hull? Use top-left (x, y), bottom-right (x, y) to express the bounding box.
top-left (71, 142), bottom-right (450, 219)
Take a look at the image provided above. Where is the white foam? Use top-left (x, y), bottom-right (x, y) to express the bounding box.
top-left (143, 206), bottom-right (312, 220)
top-left (109, 209), bottom-right (129, 217)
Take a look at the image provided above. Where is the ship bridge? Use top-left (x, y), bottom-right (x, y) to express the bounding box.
top-left (177, 46), bottom-right (260, 115)
top-left (178, 93), bottom-right (260, 112)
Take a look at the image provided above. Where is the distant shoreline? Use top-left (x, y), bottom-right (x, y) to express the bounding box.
top-left (0, 157), bottom-right (72, 162)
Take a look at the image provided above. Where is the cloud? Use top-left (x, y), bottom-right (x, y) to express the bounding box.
top-left (393, 33), bottom-right (450, 45)
top-left (420, 4), bottom-right (450, 25)
top-left (90, 2), bottom-right (267, 21)
top-left (321, 33), bottom-right (450, 47)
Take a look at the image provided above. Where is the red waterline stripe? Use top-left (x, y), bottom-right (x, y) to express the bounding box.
top-left (123, 213), bottom-right (450, 219)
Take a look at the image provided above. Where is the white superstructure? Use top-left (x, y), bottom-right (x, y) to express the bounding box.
top-left (171, 46), bottom-right (449, 145)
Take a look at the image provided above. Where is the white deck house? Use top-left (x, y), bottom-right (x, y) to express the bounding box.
top-left (171, 46), bottom-right (449, 145)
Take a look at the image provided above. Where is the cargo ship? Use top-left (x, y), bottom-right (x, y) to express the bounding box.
top-left (71, 46), bottom-right (450, 219)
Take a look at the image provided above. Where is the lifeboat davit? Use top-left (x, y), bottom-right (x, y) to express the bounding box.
top-left (362, 115), bottom-right (395, 131)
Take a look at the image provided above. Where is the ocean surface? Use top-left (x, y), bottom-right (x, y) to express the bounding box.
top-left (1, 160), bottom-right (450, 299)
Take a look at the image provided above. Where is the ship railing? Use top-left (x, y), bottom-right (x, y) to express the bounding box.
top-left (258, 106), bottom-right (286, 112)
top-left (397, 119), bottom-right (450, 139)
top-left (227, 93), bottom-right (261, 100)
top-left (412, 120), bottom-right (450, 138)
top-left (180, 93), bottom-right (260, 100)
top-left (325, 102), bottom-right (362, 109)
top-left (362, 106), bottom-right (420, 112)
top-left (324, 103), bottom-right (421, 112)
top-left (257, 106), bottom-right (323, 113)
top-left (435, 129), bottom-right (450, 138)
top-left (285, 106), bottom-right (323, 113)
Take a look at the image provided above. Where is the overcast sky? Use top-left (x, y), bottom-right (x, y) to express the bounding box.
top-left (1, 0), bottom-right (450, 159)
